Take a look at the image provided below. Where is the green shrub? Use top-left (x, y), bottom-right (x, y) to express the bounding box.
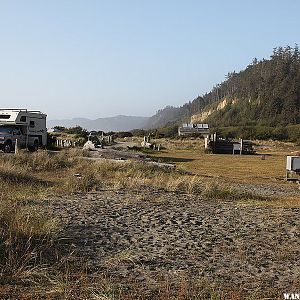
top-left (287, 124), bottom-right (300, 143)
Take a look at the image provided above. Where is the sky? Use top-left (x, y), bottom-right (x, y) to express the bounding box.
top-left (0, 0), bottom-right (299, 120)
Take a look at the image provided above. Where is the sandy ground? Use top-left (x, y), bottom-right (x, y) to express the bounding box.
top-left (45, 189), bottom-right (300, 295)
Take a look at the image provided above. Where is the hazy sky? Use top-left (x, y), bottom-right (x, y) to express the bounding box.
top-left (0, 0), bottom-right (299, 120)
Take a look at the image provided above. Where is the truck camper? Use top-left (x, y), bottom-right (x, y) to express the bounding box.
top-left (0, 109), bottom-right (47, 152)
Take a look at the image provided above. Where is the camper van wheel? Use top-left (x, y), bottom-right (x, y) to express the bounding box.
top-left (3, 141), bottom-right (12, 153)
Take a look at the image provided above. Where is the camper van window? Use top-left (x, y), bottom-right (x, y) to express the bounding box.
top-left (20, 116), bottom-right (27, 122)
top-left (13, 129), bottom-right (21, 135)
top-left (30, 121), bottom-right (35, 128)
top-left (0, 127), bottom-right (13, 134)
top-left (0, 115), bottom-right (10, 119)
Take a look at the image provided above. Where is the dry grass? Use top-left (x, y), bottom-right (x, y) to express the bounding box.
top-left (105, 248), bottom-right (137, 268)
top-left (0, 201), bottom-right (59, 282)
top-left (1, 149), bottom-right (266, 200)
top-left (0, 149), bottom-right (268, 202)
top-left (151, 139), bottom-right (300, 193)
top-left (2, 148), bottom-right (87, 172)
top-left (0, 147), bottom-right (290, 299)
top-left (152, 148), bottom-right (287, 183)
top-left (12, 271), bottom-right (282, 300)
top-left (58, 159), bottom-right (263, 202)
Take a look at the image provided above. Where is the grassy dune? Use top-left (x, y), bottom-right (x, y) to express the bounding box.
top-left (0, 144), bottom-right (298, 299)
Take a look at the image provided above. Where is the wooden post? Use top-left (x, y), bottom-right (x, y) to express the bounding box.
top-left (15, 139), bottom-right (19, 154)
top-left (213, 132), bottom-right (217, 142)
top-left (204, 137), bottom-right (208, 149)
top-left (212, 133), bottom-right (217, 153)
top-left (240, 139), bottom-right (243, 155)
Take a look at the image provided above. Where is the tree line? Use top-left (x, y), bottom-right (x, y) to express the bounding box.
top-left (146, 45), bottom-right (300, 142)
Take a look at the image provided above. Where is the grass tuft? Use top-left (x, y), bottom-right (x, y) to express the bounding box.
top-left (0, 201), bottom-right (59, 281)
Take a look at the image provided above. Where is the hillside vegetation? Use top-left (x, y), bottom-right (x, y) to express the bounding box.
top-left (146, 45), bottom-right (300, 141)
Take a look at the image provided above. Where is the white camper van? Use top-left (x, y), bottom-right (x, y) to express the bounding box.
top-left (0, 109), bottom-right (47, 152)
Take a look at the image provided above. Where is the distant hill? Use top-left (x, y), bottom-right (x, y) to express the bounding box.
top-left (145, 98), bottom-right (208, 129)
top-left (47, 115), bottom-right (149, 132)
top-left (146, 45), bottom-right (300, 139)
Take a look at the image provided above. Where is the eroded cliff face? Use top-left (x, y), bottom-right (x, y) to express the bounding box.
top-left (191, 109), bottom-right (213, 123)
top-left (191, 97), bottom-right (238, 123)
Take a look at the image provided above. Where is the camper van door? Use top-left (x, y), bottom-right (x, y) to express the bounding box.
top-left (13, 128), bottom-right (26, 147)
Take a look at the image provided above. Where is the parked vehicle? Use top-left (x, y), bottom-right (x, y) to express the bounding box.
top-left (0, 109), bottom-right (47, 152)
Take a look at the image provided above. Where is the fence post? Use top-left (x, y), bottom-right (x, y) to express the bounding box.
top-left (240, 139), bottom-right (243, 155)
top-left (15, 139), bottom-right (19, 154)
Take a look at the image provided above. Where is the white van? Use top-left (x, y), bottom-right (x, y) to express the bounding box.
top-left (0, 109), bottom-right (47, 152)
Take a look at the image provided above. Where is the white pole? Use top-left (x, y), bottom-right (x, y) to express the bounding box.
top-left (15, 139), bottom-right (19, 154)
top-left (240, 139), bottom-right (243, 155)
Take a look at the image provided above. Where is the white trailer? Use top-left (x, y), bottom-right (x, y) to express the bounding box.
top-left (0, 109), bottom-right (47, 152)
top-left (178, 123), bottom-right (210, 137)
